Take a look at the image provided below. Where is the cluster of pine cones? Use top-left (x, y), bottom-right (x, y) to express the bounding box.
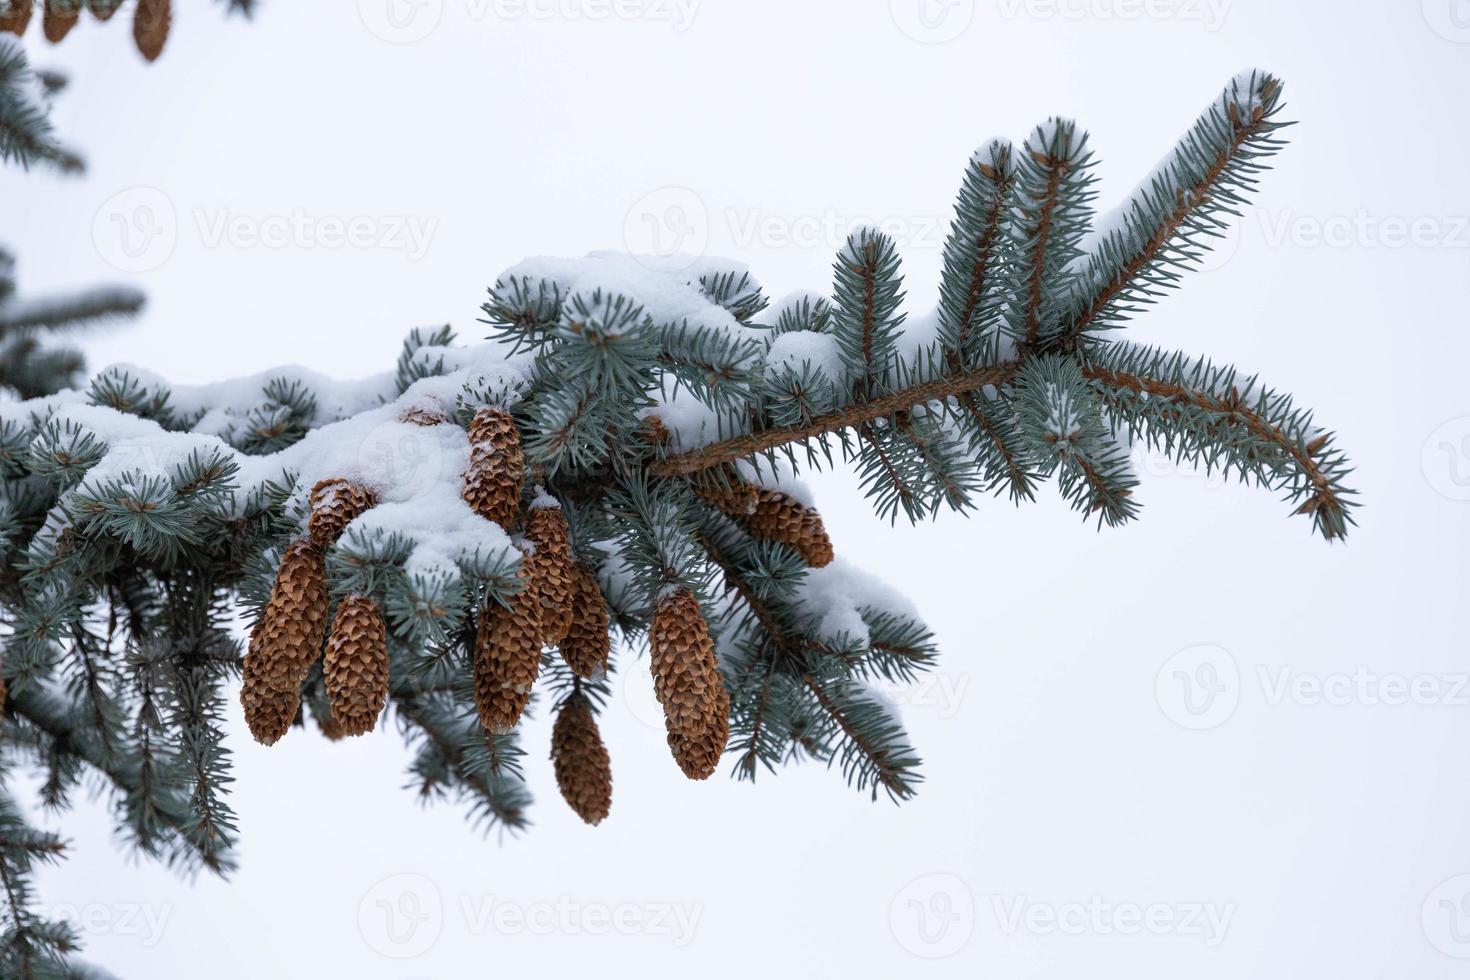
top-left (241, 405), bottom-right (833, 826)
top-left (1, 0), bottom-right (174, 62)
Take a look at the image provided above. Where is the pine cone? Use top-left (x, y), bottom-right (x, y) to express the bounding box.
top-left (308, 477), bottom-right (377, 548)
top-left (86, 0), bottom-right (122, 21)
top-left (132, 0), bottom-right (169, 61)
top-left (245, 538), bottom-right (329, 690)
top-left (695, 480), bottom-right (833, 568)
top-left (0, 1), bottom-right (33, 36)
top-left (43, 1), bottom-right (80, 42)
top-left (551, 696), bottom-right (612, 825)
top-left (558, 560), bottom-right (609, 679)
top-left (0, 672), bottom-right (8, 716)
top-left (524, 504), bottom-right (574, 645)
top-left (241, 668), bottom-right (299, 747)
top-left (471, 572), bottom-right (543, 733)
top-left (461, 406), bottom-right (523, 529)
top-left (746, 491), bottom-right (834, 567)
top-left (323, 595), bottom-right (390, 738)
top-left (650, 587), bottom-right (729, 779)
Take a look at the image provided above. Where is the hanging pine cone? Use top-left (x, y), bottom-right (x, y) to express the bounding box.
top-left (244, 538), bottom-right (329, 690)
top-left (461, 406), bottom-right (523, 529)
top-left (132, 0), bottom-right (169, 61)
top-left (695, 479), bottom-right (834, 568)
top-left (650, 587), bottom-right (729, 779)
top-left (0, 1), bottom-right (33, 36)
top-left (471, 571), bottom-right (543, 733)
top-left (323, 595), bottom-right (390, 738)
top-left (745, 491), bottom-right (834, 567)
top-left (558, 560), bottom-right (610, 679)
top-left (43, 1), bottom-right (80, 42)
top-left (308, 695), bottom-right (346, 741)
top-left (524, 503), bottom-right (574, 645)
top-left (550, 696), bottom-right (612, 825)
top-left (241, 662), bottom-right (300, 747)
top-left (308, 477), bottom-right (377, 548)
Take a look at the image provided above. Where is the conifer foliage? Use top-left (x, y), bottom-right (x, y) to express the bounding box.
top-left (0, 72), bottom-right (1357, 974)
top-left (0, 0), bottom-right (255, 62)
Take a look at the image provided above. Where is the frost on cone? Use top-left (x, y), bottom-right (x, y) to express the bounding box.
top-left (471, 571), bottom-right (543, 734)
top-left (696, 481), bottom-right (834, 568)
top-left (524, 503), bottom-right (574, 645)
top-left (550, 696), bottom-right (612, 825)
top-left (240, 539), bottom-right (329, 745)
top-left (323, 595), bottom-right (390, 738)
top-left (558, 560), bottom-right (610, 679)
top-left (462, 407), bottom-right (523, 530)
top-left (650, 588), bottom-right (729, 780)
top-left (43, 1), bottom-right (80, 43)
top-left (308, 478), bottom-right (377, 549)
top-left (133, 0), bottom-right (169, 61)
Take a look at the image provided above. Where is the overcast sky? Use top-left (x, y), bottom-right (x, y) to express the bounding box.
top-left (3, 1), bottom-right (1469, 977)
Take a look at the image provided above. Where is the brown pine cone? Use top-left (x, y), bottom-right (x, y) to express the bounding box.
top-left (241, 671), bottom-right (299, 747)
top-left (133, 0), bottom-right (169, 61)
top-left (461, 407), bottom-right (523, 530)
top-left (650, 588), bottom-right (729, 779)
top-left (471, 572), bottom-right (543, 733)
top-left (308, 478), bottom-right (377, 548)
top-left (43, 1), bottom-right (79, 42)
top-left (323, 595), bottom-right (390, 737)
top-left (745, 491), bottom-right (834, 567)
top-left (550, 696), bottom-right (612, 825)
top-left (0, 671), bottom-right (8, 716)
top-left (0, 1), bottom-right (33, 36)
top-left (558, 560), bottom-right (610, 679)
top-left (245, 538), bottom-right (329, 690)
top-left (524, 504), bottom-right (574, 645)
top-left (695, 479), bottom-right (834, 568)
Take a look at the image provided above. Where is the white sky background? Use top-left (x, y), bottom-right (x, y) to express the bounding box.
top-left (2, 0), bottom-right (1469, 976)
